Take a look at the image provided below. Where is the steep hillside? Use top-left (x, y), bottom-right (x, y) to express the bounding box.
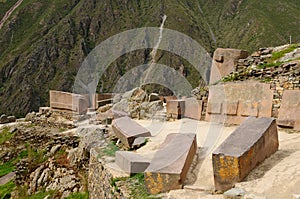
top-left (0, 0), bottom-right (300, 116)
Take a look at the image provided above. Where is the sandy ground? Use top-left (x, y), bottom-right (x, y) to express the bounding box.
top-left (135, 118), bottom-right (300, 199)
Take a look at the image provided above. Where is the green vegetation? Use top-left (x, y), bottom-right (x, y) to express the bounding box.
top-left (111, 173), bottom-right (161, 199)
top-left (0, 127), bottom-right (14, 145)
top-left (0, 0), bottom-right (18, 19)
top-left (0, 161), bottom-right (15, 177)
top-left (65, 192), bottom-right (89, 199)
top-left (269, 44), bottom-right (299, 62)
top-left (0, 180), bottom-right (15, 199)
top-left (101, 141), bottom-right (119, 157)
top-left (257, 61), bottom-right (283, 69)
top-left (0, 148), bottom-right (29, 177)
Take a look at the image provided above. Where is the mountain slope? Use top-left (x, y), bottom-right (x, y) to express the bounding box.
top-left (0, 0), bottom-right (300, 116)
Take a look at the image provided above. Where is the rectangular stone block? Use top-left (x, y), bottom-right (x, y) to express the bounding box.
top-left (112, 117), bottom-right (151, 148)
top-left (183, 98), bottom-right (203, 120)
top-left (209, 48), bottom-right (249, 84)
top-left (144, 133), bottom-right (197, 194)
top-left (212, 117), bottom-right (279, 191)
top-left (115, 151), bottom-right (150, 174)
top-left (207, 102), bottom-right (222, 114)
top-left (223, 101), bottom-right (238, 115)
top-left (49, 90), bottom-right (89, 114)
top-left (278, 90), bottom-right (300, 130)
top-left (206, 82), bottom-right (273, 125)
top-left (166, 100), bottom-right (185, 119)
top-left (240, 101), bottom-right (259, 117)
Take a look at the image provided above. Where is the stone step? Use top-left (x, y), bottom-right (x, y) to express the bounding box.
top-left (115, 151), bottom-right (150, 174)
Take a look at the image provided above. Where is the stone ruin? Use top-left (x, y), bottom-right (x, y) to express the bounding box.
top-left (31, 45), bottom-right (298, 198)
top-left (205, 81), bottom-right (273, 124)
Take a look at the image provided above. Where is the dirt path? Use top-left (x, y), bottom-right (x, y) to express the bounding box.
top-left (0, 0), bottom-right (24, 30)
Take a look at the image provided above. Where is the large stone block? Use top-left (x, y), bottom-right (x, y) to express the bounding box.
top-left (115, 151), bottom-right (150, 174)
top-left (166, 100), bottom-right (185, 119)
top-left (209, 48), bottom-right (248, 84)
top-left (144, 133), bottom-right (197, 194)
top-left (206, 82), bottom-right (273, 125)
top-left (277, 90), bottom-right (300, 130)
top-left (212, 117), bottom-right (279, 191)
top-left (112, 117), bottom-right (151, 148)
top-left (49, 90), bottom-right (89, 114)
top-left (183, 98), bottom-right (203, 120)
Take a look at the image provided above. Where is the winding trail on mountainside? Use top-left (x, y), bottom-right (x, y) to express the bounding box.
top-left (0, 0), bottom-right (24, 30)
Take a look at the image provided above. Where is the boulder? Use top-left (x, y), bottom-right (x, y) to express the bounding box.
top-left (0, 114), bottom-right (9, 124)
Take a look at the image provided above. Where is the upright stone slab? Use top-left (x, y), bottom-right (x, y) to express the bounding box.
top-left (212, 117), bottom-right (279, 191)
top-left (166, 100), bottom-right (185, 119)
top-left (209, 48), bottom-right (248, 84)
top-left (277, 90), bottom-right (300, 130)
top-left (206, 82), bottom-right (273, 125)
top-left (144, 133), bottom-right (197, 194)
top-left (183, 98), bottom-right (203, 120)
top-left (112, 117), bottom-right (151, 148)
top-left (115, 151), bottom-right (150, 174)
top-left (49, 90), bottom-right (89, 114)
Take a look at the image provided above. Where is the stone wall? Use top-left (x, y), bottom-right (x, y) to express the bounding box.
top-left (89, 148), bottom-right (129, 199)
top-left (49, 90), bottom-right (89, 114)
top-left (205, 82), bottom-right (273, 125)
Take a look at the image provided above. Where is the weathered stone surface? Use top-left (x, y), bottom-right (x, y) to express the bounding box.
top-left (7, 116), bottom-right (16, 123)
top-left (166, 100), bottom-right (185, 119)
top-left (223, 188), bottom-right (246, 199)
top-left (112, 117), bottom-right (151, 148)
top-left (212, 117), bottom-right (279, 191)
top-left (144, 133), bottom-right (197, 194)
top-left (206, 82), bottom-right (273, 125)
top-left (277, 90), bottom-right (300, 130)
top-left (183, 98), bottom-right (203, 120)
top-left (49, 90), bottom-right (89, 114)
top-left (210, 48), bottom-right (249, 84)
top-left (149, 93), bottom-right (160, 102)
top-left (115, 151), bottom-right (150, 174)
top-left (0, 114), bottom-right (9, 124)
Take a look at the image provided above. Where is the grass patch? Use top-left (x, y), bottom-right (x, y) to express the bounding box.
top-left (0, 180), bottom-right (15, 199)
top-left (269, 44), bottom-right (299, 62)
top-left (0, 148), bottom-right (30, 177)
top-left (101, 141), bottom-right (119, 157)
top-left (257, 61), bottom-right (283, 69)
top-left (0, 127), bottom-right (15, 145)
top-left (65, 192), bottom-right (89, 199)
top-left (27, 146), bottom-right (47, 166)
top-left (0, 161), bottom-right (15, 177)
top-left (111, 173), bottom-right (161, 199)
